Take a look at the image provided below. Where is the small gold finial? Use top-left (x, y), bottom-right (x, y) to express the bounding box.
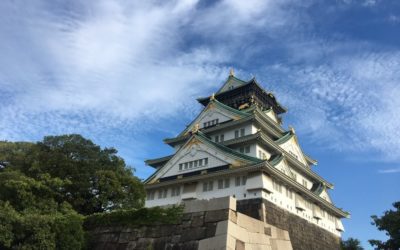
top-left (210, 93), bottom-right (215, 101)
top-left (289, 125), bottom-right (295, 134)
top-left (191, 123), bottom-right (200, 134)
top-left (229, 68), bottom-right (234, 76)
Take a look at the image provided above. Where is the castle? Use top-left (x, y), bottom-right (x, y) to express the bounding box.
top-left (144, 70), bottom-right (349, 249)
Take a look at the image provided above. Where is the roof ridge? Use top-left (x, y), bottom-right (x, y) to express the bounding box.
top-left (195, 132), bottom-right (262, 163)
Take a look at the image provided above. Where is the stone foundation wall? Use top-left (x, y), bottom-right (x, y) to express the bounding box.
top-left (237, 198), bottom-right (341, 250)
top-left (88, 197), bottom-right (292, 250)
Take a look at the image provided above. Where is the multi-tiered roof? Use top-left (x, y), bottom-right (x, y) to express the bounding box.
top-left (144, 71), bottom-right (349, 223)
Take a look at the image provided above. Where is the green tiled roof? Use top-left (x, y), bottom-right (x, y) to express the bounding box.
top-left (195, 131), bottom-right (263, 164)
top-left (268, 154), bottom-right (284, 166)
top-left (274, 131), bottom-right (293, 144)
top-left (216, 75), bottom-right (248, 94)
top-left (145, 154), bottom-right (174, 168)
top-left (179, 98), bottom-right (250, 137)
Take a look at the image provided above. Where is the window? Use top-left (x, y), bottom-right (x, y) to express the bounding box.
top-left (235, 130), bottom-right (239, 138)
top-left (158, 189), bottom-right (168, 199)
top-left (224, 178), bottom-right (230, 188)
top-left (235, 176), bottom-right (247, 186)
top-left (218, 178), bottom-right (231, 189)
top-left (171, 186), bottom-right (181, 197)
top-left (286, 189), bottom-right (293, 199)
top-left (240, 128), bottom-right (245, 137)
top-left (204, 119), bottom-right (219, 128)
top-left (245, 146), bottom-right (250, 153)
top-left (203, 181), bottom-right (213, 192)
top-left (235, 176), bottom-right (241, 186)
top-left (146, 190), bottom-right (155, 200)
top-left (215, 136), bottom-right (219, 142)
top-left (179, 158), bottom-right (208, 171)
top-left (302, 179), bottom-right (308, 188)
top-left (273, 180), bottom-right (282, 193)
top-left (218, 179), bottom-right (224, 189)
top-left (242, 176), bottom-right (247, 185)
top-left (239, 147), bottom-right (244, 153)
top-left (220, 134), bottom-right (224, 142)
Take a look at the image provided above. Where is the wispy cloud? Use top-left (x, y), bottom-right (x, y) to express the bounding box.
top-left (0, 0), bottom-right (399, 163)
top-left (378, 168), bottom-right (400, 174)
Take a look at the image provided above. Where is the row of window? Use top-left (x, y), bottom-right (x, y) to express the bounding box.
top-left (273, 180), bottom-right (294, 200)
top-left (234, 128), bottom-right (246, 138)
top-left (203, 176), bottom-right (247, 192)
top-left (178, 158), bottom-right (208, 171)
top-left (258, 150), bottom-right (267, 160)
top-left (270, 180), bottom-right (337, 225)
top-left (146, 186), bottom-right (181, 200)
top-left (214, 134), bottom-right (224, 142)
top-left (204, 119), bottom-right (219, 128)
top-left (239, 146), bottom-right (250, 154)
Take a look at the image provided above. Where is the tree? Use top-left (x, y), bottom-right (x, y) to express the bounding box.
top-left (0, 134), bottom-right (146, 249)
top-left (1, 134), bottom-right (145, 215)
top-left (0, 171), bottom-right (84, 249)
top-left (369, 202), bottom-right (400, 250)
top-left (341, 237), bottom-right (364, 250)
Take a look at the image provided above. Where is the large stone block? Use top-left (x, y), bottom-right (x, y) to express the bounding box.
top-left (205, 209), bottom-right (230, 223)
top-left (181, 227), bottom-right (206, 241)
top-left (184, 196), bottom-right (236, 213)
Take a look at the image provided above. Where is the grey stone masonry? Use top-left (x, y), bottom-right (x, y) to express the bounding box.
top-left (88, 196), bottom-right (293, 250)
top-left (237, 198), bottom-right (341, 250)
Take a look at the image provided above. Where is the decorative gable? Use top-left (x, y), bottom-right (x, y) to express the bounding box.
top-left (145, 133), bottom-right (261, 184)
top-left (276, 132), bottom-right (308, 166)
top-left (180, 99), bottom-right (250, 136)
top-left (217, 75), bottom-right (247, 94)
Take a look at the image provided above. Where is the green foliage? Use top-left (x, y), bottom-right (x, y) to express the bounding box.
top-left (84, 206), bottom-right (184, 229)
top-left (0, 201), bottom-right (84, 250)
top-left (0, 134), bottom-right (146, 249)
top-left (369, 201), bottom-right (400, 250)
top-left (1, 135), bottom-right (145, 215)
top-left (341, 237), bottom-right (364, 250)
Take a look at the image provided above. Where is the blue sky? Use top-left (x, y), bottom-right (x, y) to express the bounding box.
top-left (1, 0), bottom-right (399, 248)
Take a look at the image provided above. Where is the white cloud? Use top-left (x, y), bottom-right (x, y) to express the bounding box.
top-left (1, 0), bottom-right (399, 164)
top-left (263, 50), bottom-right (400, 161)
top-left (378, 168), bottom-right (400, 174)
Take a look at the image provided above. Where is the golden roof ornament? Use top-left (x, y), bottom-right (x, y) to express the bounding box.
top-left (289, 125), bottom-right (295, 134)
top-left (191, 123), bottom-right (200, 134)
top-left (210, 93), bottom-right (215, 101)
top-left (250, 95), bottom-right (255, 104)
top-left (229, 68), bottom-right (235, 77)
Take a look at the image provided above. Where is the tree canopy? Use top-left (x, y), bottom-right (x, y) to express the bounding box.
top-left (0, 134), bottom-right (146, 249)
top-left (0, 135), bottom-right (145, 215)
top-left (369, 201), bottom-right (400, 250)
top-left (340, 237), bottom-right (364, 250)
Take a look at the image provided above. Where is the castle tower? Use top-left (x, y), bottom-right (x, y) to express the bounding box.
top-left (144, 71), bottom-right (349, 240)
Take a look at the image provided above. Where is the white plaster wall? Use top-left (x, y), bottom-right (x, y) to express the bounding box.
top-left (161, 145), bottom-right (233, 178)
top-left (255, 144), bottom-right (272, 160)
top-left (209, 123), bottom-right (253, 142)
top-left (199, 110), bottom-right (232, 129)
top-left (279, 137), bottom-right (307, 165)
top-left (145, 173), bottom-right (342, 236)
top-left (288, 167), bottom-right (312, 190)
top-left (265, 110), bottom-right (278, 123)
top-left (261, 186), bottom-right (341, 236)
